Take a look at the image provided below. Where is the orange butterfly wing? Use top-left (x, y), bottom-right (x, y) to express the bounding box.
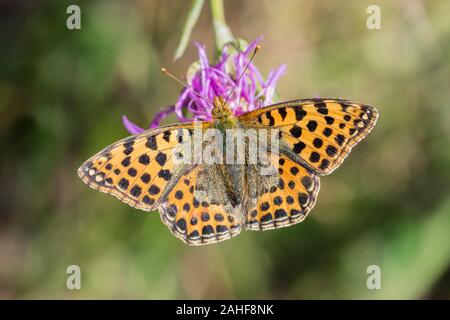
top-left (159, 166), bottom-right (241, 245)
top-left (239, 98), bottom-right (377, 230)
top-left (78, 123), bottom-right (209, 211)
top-left (244, 154), bottom-right (320, 231)
top-left (238, 98), bottom-right (378, 175)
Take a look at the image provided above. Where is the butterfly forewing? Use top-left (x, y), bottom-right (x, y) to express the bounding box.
top-left (78, 123), bottom-right (205, 211)
top-left (238, 98), bottom-right (378, 175)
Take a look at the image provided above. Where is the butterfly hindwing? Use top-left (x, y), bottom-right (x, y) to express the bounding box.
top-left (78, 123), bottom-right (204, 211)
top-left (238, 98), bottom-right (378, 175)
top-left (245, 154), bottom-right (320, 230)
top-left (159, 166), bottom-right (241, 245)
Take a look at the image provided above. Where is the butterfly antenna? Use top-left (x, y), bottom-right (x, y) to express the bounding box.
top-left (160, 68), bottom-right (215, 107)
top-left (222, 45), bottom-right (261, 107)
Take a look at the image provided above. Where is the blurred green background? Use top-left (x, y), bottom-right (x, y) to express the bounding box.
top-left (0, 0), bottom-right (449, 299)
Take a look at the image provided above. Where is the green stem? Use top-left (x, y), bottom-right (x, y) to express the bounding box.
top-left (174, 0), bottom-right (206, 60)
top-left (210, 0), bottom-right (234, 55)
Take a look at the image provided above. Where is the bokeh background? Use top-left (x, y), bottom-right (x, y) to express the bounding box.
top-left (0, 0), bottom-right (449, 299)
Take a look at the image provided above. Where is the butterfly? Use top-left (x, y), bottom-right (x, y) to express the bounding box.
top-left (78, 97), bottom-right (378, 245)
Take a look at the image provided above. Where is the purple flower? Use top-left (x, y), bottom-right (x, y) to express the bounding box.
top-left (122, 37), bottom-right (286, 134)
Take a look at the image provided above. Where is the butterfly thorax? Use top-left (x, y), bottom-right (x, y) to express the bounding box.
top-left (212, 96), bottom-right (238, 129)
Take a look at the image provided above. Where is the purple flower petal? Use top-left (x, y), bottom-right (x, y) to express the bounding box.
top-left (122, 115), bottom-right (145, 135)
top-left (123, 37), bottom-right (286, 132)
top-left (149, 105), bottom-right (176, 128)
top-left (244, 36), bottom-right (263, 56)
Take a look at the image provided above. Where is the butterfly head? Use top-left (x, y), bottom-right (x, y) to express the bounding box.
top-left (212, 96), bottom-right (237, 127)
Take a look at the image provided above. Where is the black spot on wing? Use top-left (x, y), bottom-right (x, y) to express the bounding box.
top-left (278, 107), bottom-right (287, 121)
top-left (266, 111), bottom-right (275, 126)
top-left (146, 136), bottom-right (158, 150)
top-left (289, 126), bottom-right (302, 138)
top-left (295, 106), bottom-right (306, 121)
top-left (162, 131), bottom-right (171, 143)
top-left (155, 152), bottom-right (167, 166)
